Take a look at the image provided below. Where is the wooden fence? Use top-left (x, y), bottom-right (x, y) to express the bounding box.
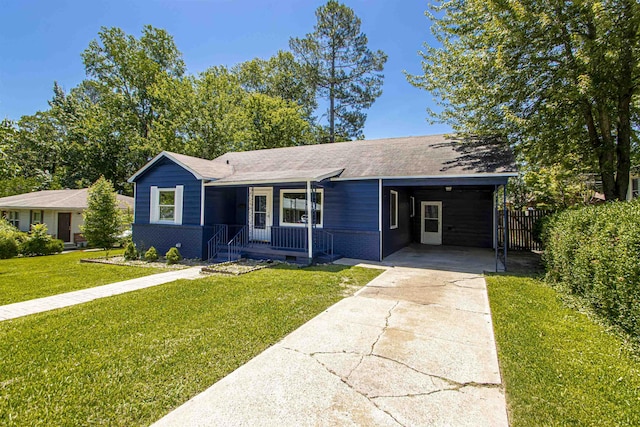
top-left (498, 209), bottom-right (553, 251)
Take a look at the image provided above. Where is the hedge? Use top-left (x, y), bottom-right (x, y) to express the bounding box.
top-left (542, 200), bottom-right (640, 338)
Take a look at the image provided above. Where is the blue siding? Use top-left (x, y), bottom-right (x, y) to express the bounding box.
top-left (382, 187), bottom-right (412, 258)
top-left (324, 180), bottom-right (379, 231)
top-left (134, 157), bottom-right (202, 226)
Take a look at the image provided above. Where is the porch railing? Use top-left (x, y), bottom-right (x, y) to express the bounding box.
top-left (206, 224), bottom-right (228, 261)
top-left (227, 225), bottom-right (248, 261)
top-left (313, 229), bottom-right (334, 257)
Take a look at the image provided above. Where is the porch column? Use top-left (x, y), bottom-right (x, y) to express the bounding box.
top-left (307, 180), bottom-right (313, 259)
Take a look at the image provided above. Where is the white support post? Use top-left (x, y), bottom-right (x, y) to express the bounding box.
top-left (307, 181), bottom-right (313, 260)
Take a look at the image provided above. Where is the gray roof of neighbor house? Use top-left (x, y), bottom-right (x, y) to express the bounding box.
top-left (129, 134), bottom-right (518, 184)
top-left (0, 189), bottom-right (134, 210)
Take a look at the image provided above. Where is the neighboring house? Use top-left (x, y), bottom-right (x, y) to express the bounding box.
top-left (128, 134), bottom-right (517, 262)
top-left (0, 189), bottom-right (134, 245)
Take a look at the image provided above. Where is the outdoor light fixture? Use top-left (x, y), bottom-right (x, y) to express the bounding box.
top-left (445, 186), bottom-right (452, 192)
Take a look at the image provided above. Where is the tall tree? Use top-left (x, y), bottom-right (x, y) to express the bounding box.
top-left (234, 51), bottom-right (317, 121)
top-left (408, 0), bottom-right (640, 201)
top-left (289, 0), bottom-right (387, 142)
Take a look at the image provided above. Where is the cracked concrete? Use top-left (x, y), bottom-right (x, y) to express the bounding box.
top-left (152, 246), bottom-right (508, 426)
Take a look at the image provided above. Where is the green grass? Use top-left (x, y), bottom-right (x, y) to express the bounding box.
top-left (0, 249), bottom-right (164, 305)
top-left (486, 274), bottom-right (640, 426)
top-left (0, 264), bottom-right (381, 426)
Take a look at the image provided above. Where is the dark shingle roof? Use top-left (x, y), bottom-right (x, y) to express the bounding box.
top-left (0, 189), bottom-right (134, 210)
top-left (212, 134), bottom-right (516, 181)
top-left (129, 134), bottom-right (517, 184)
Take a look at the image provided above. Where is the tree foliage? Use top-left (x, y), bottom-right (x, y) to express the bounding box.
top-left (290, 0), bottom-right (387, 142)
top-left (408, 0), bottom-right (640, 201)
top-left (81, 177), bottom-right (123, 251)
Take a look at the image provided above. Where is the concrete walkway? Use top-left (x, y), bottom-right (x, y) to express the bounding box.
top-left (0, 267), bottom-right (202, 321)
top-left (153, 246), bottom-right (508, 426)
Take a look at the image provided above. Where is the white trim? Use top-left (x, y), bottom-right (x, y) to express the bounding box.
top-left (200, 181), bottom-right (205, 226)
top-left (331, 172), bottom-right (518, 182)
top-left (128, 151), bottom-right (205, 182)
top-left (150, 186), bottom-right (183, 225)
top-left (390, 190), bottom-right (399, 230)
top-left (410, 196), bottom-right (415, 218)
top-left (420, 201), bottom-right (443, 245)
top-left (279, 188), bottom-right (324, 228)
top-left (249, 187), bottom-right (273, 242)
top-left (174, 185), bottom-right (184, 225)
top-left (492, 187), bottom-right (497, 249)
top-left (378, 179), bottom-right (382, 261)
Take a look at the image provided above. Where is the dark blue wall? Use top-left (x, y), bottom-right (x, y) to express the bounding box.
top-left (134, 157), bottom-right (202, 226)
top-left (133, 223), bottom-right (204, 259)
top-left (382, 187), bottom-right (412, 258)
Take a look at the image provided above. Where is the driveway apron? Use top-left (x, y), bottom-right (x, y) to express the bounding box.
top-left (153, 247), bottom-right (508, 426)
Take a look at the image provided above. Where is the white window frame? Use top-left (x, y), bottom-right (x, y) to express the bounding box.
top-left (31, 210), bottom-right (43, 225)
top-left (279, 188), bottom-right (324, 228)
top-left (390, 190), bottom-right (398, 230)
top-left (150, 185), bottom-right (183, 225)
top-left (410, 196), bottom-right (415, 218)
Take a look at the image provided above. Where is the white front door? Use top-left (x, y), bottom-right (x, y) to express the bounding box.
top-left (420, 201), bottom-right (442, 245)
top-left (250, 188), bottom-right (272, 242)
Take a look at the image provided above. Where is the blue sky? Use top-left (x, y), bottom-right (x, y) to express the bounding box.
top-left (0, 0), bottom-right (452, 140)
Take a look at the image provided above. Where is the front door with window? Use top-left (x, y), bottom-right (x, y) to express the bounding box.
top-left (250, 188), bottom-right (273, 242)
top-left (57, 212), bottom-right (71, 243)
top-left (420, 201), bottom-right (442, 245)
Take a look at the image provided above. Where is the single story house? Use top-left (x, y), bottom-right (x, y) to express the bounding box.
top-left (0, 189), bottom-right (134, 245)
top-left (128, 134), bottom-right (517, 264)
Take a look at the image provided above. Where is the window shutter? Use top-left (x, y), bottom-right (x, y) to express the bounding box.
top-left (174, 185), bottom-right (184, 225)
top-left (150, 186), bottom-right (158, 223)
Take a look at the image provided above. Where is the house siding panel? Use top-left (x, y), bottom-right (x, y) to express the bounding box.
top-left (412, 186), bottom-right (494, 248)
top-left (382, 187), bottom-right (412, 258)
top-left (134, 157), bottom-right (202, 225)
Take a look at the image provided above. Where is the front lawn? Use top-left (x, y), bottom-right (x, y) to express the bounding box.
top-left (0, 249), bottom-right (164, 305)
top-left (0, 264), bottom-right (381, 426)
top-left (486, 274), bottom-right (640, 426)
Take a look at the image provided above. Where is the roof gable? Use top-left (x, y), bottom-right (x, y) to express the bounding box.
top-left (128, 151), bottom-right (233, 183)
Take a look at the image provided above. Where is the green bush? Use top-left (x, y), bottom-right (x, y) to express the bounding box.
top-left (123, 241), bottom-right (138, 261)
top-left (543, 200), bottom-right (640, 338)
top-left (0, 234), bottom-right (19, 259)
top-left (144, 246), bottom-right (159, 262)
top-left (165, 247), bottom-right (182, 265)
top-left (19, 224), bottom-right (63, 256)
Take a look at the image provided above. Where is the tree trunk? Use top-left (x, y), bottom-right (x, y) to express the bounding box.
top-left (329, 47), bottom-right (336, 143)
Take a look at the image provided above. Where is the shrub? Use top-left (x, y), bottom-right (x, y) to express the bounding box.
top-left (144, 246), bottom-right (159, 262)
top-left (0, 234), bottom-right (19, 259)
top-left (165, 247), bottom-right (182, 265)
top-left (123, 241), bottom-right (138, 261)
top-left (543, 200), bottom-right (640, 338)
top-left (20, 224), bottom-right (63, 256)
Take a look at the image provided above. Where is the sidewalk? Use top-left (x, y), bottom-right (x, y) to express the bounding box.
top-left (0, 267), bottom-right (202, 321)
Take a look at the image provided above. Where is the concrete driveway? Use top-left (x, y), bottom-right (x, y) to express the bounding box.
top-left (153, 246), bottom-right (508, 426)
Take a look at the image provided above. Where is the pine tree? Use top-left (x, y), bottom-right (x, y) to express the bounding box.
top-left (81, 176), bottom-right (122, 252)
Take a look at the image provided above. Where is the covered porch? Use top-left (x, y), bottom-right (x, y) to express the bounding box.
top-left (203, 168), bottom-right (343, 264)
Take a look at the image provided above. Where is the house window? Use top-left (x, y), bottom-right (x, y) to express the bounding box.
top-left (31, 210), bottom-right (43, 225)
top-left (632, 178), bottom-right (640, 199)
top-left (7, 211), bottom-right (19, 228)
top-left (280, 189), bottom-right (323, 227)
top-left (410, 196), bottom-right (415, 218)
top-left (150, 186), bottom-right (184, 225)
top-left (159, 190), bottom-right (176, 221)
top-left (390, 190), bottom-right (398, 229)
